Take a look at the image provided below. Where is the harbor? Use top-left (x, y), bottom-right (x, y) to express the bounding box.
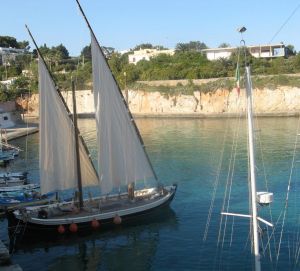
top-left (1, 0), bottom-right (300, 270)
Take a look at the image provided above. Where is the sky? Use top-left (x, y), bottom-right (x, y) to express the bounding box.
top-left (1, 0), bottom-right (300, 56)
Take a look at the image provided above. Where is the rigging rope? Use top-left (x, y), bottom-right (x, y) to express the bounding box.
top-left (213, 45), bottom-right (246, 270)
top-left (276, 116), bottom-right (300, 264)
top-left (269, 3), bottom-right (300, 44)
top-left (203, 120), bottom-right (229, 242)
top-left (254, 113), bottom-right (276, 262)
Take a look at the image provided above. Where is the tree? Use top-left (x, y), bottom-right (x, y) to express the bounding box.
top-left (175, 41), bottom-right (207, 52)
top-left (17, 41), bottom-right (29, 49)
top-left (0, 36), bottom-right (18, 48)
top-left (0, 83), bottom-right (10, 101)
top-left (0, 36), bottom-right (29, 49)
top-left (286, 44), bottom-right (296, 56)
top-left (218, 43), bottom-right (231, 48)
top-left (53, 44), bottom-right (69, 59)
top-left (81, 45), bottom-right (91, 61)
top-left (133, 43), bottom-right (154, 51)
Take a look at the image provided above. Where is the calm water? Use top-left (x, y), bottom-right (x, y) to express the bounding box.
top-left (1, 117), bottom-right (300, 270)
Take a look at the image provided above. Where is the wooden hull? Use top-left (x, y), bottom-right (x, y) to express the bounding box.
top-left (7, 185), bottom-right (177, 238)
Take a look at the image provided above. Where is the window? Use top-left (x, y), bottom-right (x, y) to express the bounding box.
top-left (3, 116), bottom-right (8, 121)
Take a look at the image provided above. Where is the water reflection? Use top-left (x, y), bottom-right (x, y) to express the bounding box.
top-left (11, 208), bottom-right (177, 271)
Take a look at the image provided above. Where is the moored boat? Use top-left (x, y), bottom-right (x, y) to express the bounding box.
top-left (8, 0), bottom-right (177, 237)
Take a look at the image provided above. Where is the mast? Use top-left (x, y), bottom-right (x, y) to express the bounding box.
top-left (245, 64), bottom-right (261, 271)
top-left (75, 0), bottom-right (158, 181)
top-left (72, 81), bottom-right (83, 208)
top-left (25, 24), bottom-right (99, 181)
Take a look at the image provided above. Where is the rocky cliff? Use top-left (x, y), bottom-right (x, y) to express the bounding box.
top-left (22, 87), bottom-right (300, 117)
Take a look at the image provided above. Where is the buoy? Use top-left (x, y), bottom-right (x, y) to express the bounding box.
top-left (113, 214), bottom-right (122, 225)
top-left (91, 219), bottom-right (100, 229)
top-left (57, 224), bottom-right (65, 234)
top-left (69, 222), bottom-right (78, 233)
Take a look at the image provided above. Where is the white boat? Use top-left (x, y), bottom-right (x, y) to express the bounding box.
top-left (0, 171), bottom-right (28, 187)
top-left (0, 190), bottom-right (56, 211)
top-left (0, 131), bottom-right (20, 166)
top-left (0, 183), bottom-right (39, 193)
top-left (8, 2), bottom-right (176, 236)
top-left (0, 178), bottom-right (26, 187)
top-left (0, 171), bottom-right (28, 180)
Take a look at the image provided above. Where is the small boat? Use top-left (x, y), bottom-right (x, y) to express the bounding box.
top-left (0, 131), bottom-right (20, 166)
top-left (0, 177), bottom-right (26, 187)
top-left (0, 183), bottom-right (39, 193)
top-left (0, 171), bottom-right (28, 187)
top-left (0, 152), bottom-right (15, 166)
top-left (0, 190), bottom-right (55, 211)
top-left (0, 171), bottom-right (28, 181)
top-left (8, 1), bottom-right (176, 236)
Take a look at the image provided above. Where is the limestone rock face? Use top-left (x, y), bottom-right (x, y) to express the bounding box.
top-left (20, 87), bottom-right (300, 117)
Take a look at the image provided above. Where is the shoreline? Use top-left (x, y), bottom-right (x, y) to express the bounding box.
top-left (24, 112), bottom-right (300, 120)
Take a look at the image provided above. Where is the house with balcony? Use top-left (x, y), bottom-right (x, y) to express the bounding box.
top-left (201, 43), bottom-right (287, 61)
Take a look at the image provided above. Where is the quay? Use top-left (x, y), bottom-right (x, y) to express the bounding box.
top-left (4, 124), bottom-right (38, 141)
top-left (0, 240), bottom-right (22, 271)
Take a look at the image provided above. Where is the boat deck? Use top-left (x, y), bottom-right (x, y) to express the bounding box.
top-left (47, 193), bottom-right (163, 219)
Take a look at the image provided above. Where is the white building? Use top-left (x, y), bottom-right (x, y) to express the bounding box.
top-left (0, 101), bottom-right (19, 128)
top-left (201, 43), bottom-right (287, 61)
top-left (128, 48), bottom-right (175, 64)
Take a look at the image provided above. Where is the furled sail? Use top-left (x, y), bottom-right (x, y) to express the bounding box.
top-left (39, 57), bottom-right (98, 195)
top-left (91, 34), bottom-right (156, 194)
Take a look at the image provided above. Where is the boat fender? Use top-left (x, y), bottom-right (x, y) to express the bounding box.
top-left (91, 218), bottom-right (100, 229)
top-left (69, 222), bottom-right (78, 233)
top-left (57, 224), bottom-right (65, 234)
top-left (38, 209), bottom-right (48, 219)
top-left (113, 214), bottom-right (122, 225)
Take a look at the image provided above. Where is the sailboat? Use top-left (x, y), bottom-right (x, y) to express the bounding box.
top-left (8, 2), bottom-right (176, 235)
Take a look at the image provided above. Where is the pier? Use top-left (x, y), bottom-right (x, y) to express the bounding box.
top-left (3, 124), bottom-right (38, 141)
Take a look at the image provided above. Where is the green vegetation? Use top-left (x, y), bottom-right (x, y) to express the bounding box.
top-left (1, 36), bottom-right (300, 101)
top-left (0, 36), bottom-right (29, 49)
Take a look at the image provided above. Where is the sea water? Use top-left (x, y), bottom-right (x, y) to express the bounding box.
top-left (1, 117), bottom-right (300, 270)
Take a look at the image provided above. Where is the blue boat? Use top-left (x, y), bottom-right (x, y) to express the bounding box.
top-left (0, 190), bottom-right (56, 210)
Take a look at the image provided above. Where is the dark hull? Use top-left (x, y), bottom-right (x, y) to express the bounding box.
top-left (7, 188), bottom-right (176, 240)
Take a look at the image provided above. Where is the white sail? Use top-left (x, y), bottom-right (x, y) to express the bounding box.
top-left (39, 57), bottom-right (98, 195)
top-left (91, 34), bottom-right (155, 194)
